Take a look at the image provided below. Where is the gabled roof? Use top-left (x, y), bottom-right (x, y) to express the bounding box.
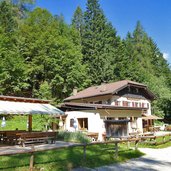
top-left (64, 80), bottom-right (155, 101)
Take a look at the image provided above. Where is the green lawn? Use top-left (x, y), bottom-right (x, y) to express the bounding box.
top-left (0, 144), bottom-right (144, 171)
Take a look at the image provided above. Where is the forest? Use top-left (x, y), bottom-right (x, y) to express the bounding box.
top-left (0, 0), bottom-right (171, 121)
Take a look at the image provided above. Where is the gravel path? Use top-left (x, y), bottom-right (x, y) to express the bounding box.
top-left (73, 147), bottom-right (171, 171)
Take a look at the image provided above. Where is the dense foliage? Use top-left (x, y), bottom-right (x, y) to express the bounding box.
top-left (0, 0), bottom-right (171, 120)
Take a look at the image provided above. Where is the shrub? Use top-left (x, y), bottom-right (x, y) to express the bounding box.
top-left (57, 131), bottom-right (91, 143)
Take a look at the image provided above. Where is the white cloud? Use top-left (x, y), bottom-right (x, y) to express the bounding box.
top-left (163, 53), bottom-right (169, 60)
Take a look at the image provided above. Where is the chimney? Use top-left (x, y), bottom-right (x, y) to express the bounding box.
top-left (73, 88), bottom-right (78, 96)
top-left (100, 82), bottom-right (107, 92)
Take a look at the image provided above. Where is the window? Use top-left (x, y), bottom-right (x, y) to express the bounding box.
top-left (122, 101), bottom-right (128, 107)
top-left (128, 102), bottom-right (131, 107)
top-left (115, 101), bottom-right (121, 106)
top-left (107, 117), bottom-right (115, 120)
top-left (119, 117), bottom-right (126, 120)
top-left (132, 102), bottom-right (135, 107)
top-left (78, 118), bottom-right (88, 130)
top-left (128, 86), bottom-right (131, 92)
top-left (147, 103), bottom-right (149, 108)
top-left (117, 101), bottom-right (121, 106)
top-left (107, 99), bottom-right (111, 104)
top-left (70, 119), bottom-right (74, 127)
top-left (94, 101), bottom-right (102, 104)
top-left (135, 102), bottom-right (138, 107)
top-left (136, 88), bottom-right (139, 93)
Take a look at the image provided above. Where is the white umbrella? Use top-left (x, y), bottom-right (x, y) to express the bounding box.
top-left (1, 116), bottom-right (6, 128)
top-left (73, 117), bottom-right (78, 131)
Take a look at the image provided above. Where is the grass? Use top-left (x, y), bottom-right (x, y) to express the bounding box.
top-left (138, 134), bottom-right (171, 149)
top-left (120, 134), bottom-right (171, 149)
top-left (0, 144), bottom-right (144, 171)
top-left (0, 116), bottom-right (28, 131)
top-left (0, 115), bottom-right (51, 131)
top-left (139, 141), bottom-right (171, 149)
top-left (57, 131), bottom-right (91, 143)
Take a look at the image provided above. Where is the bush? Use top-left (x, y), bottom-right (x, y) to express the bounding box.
top-left (57, 131), bottom-right (91, 143)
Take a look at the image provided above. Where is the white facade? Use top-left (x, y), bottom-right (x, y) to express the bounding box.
top-left (64, 95), bottom-right (151, 136)
top-left (65, 111), bottom-right (104, 132)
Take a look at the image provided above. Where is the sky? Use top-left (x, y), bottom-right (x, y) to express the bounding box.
top-left (36, 0), bottom-right (171, 64)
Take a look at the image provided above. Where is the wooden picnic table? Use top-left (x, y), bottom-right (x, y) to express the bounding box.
top-left (17, 131), bottom-right (57, 147)
top-left (0, 131), bottom-right (57, 147)
top-left (0, 130), bottom-right (26, 144)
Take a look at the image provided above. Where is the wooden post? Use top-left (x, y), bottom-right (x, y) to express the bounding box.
top-left (135, 140), bottom-right (139, 150)
top-left (83, 119), bottom-right (85, 129)
top-left (163, 136), bottom-right (166, 143)
top-left (28, 115), bottom-right (32, 132)
top-left (114, 142), bottom-right (118, 158)
top-left (127, 141), bottom-right (130, 149)
top-left (29, 145), bottom-right (35, 171)
top-left (154, 137), bottom-right (156, 145)
top-left (83, 144), bottom-right (86, 161)
top-left (52, 122), bottom-right (57, 131)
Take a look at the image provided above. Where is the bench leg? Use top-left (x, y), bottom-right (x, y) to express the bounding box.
top-left (22, 141), bottom-right (25, 147)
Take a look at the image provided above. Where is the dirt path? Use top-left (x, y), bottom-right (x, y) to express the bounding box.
top-left (73, 147), bottom-right (171, 171)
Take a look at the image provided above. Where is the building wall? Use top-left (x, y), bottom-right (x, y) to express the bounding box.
top-left (65, 110), bottom-right (144, 134)
top-left (65, 111), bottom-right (104, 132)
top-left (65, 91), bottom-right (152, 135)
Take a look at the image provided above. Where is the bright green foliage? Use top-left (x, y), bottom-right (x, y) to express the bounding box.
top-left (0, 1), bottom-right (29, 95)
top-left (0, 0), bottom-right (171, 119)
top-left (18, 8), bottom-right (90, 101)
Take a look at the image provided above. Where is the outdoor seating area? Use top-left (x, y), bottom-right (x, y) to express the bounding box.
top-left (0, 96), bottom-right (64, 147)
top-left (0, 130), bottom-right (58, 147)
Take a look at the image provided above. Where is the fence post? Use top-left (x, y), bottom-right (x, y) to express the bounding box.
top-left (29, 145), bottom-right (35, 171)
top-left (135, 140), bottom-right (139, 150)
top-left (83, 144), bottom-right (87, 161)
top-left (127, 141), bottom-right (130, 149)
top-left (154, 136), bottom-right (156, 145)
top-left (114, 142), bottom-right (118, 158)
top-left (163, 136), bottom-right (166, 143)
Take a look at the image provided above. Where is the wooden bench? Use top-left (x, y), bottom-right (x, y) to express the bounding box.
top-left (17, 132), bottom-right (57, 147)
top-left (2, 130), bottom-right (26, 145)
top-left (86, 132), bottom-right (106, 142)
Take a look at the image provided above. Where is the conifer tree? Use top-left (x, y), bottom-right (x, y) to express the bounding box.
top-left (124, 21), bottom-right (171, 117)
top-left (82, 0), bottom-right (120, 84)
top-left (72, 6), bottom-right (84, 36)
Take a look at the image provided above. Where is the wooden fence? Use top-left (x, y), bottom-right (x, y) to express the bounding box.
top-left (0, 133), bottom-right (170, 171)
top-left (140, 133), bottom-right (171, 145)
